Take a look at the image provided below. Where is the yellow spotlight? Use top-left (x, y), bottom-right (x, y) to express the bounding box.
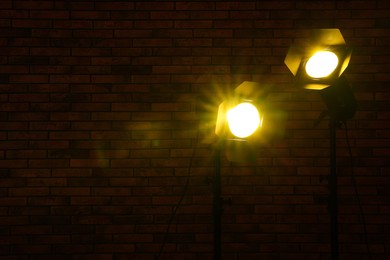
top-left (284, 29), bottom-right (352, 90)
top-left (227, 102), bottom-right (261, 138)
top-left (305, 51), bottom-right (339, 78)
top-left (214, 81), bottom-right (269, 162)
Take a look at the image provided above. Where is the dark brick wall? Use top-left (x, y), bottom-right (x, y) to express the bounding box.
top-left (0, 1), bottom-right (389, 259)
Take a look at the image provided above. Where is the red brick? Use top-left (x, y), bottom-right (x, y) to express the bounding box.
top-left (49, 131), bottom-right (90, 140)
top-left (72, 48), bottom-right (111, 56)
top-left (95, 243), bottom-right (135, 253)
top-left (95, 2), bottom-right (134, 11)
top-left (111, 159), bottom-right (150, 168)
top-left (70, 159), bottom-right (109, 168)
top-left (73, 29), bottom-right (113, 38)
top-left (9, 187), bottom-right (50, 197)
top-left (174, 20), bottom-right (213, 28)
top-left (29, 159), bottom-right (69, 168)
top-left (111, 11), bottom-right (148, 20)
top-left (50, 75), bottom-right (90, 84)
top-left (135, 2), bottom-right (174, 10)
top-left (10, 74), bottom-right (49, 83)
top-left (151, 11), bottom-right (190, 20)
top-left (29, 9), bottom-right (69, 19)
top-left (0, 10), bottom-right (28, 19)
top-left (71, 11), bottom-right (110, 20)
top-left (134, 20), bottom-right (173, 29)
top-left (6, 150), bottom-right (46, 159)
top-left (216, 2), bottom-right (256, 10)
top-left (90, 112), bottom-right (130, 121)
top-left (71, 197), bottom-right (110, 206)
top-left (0, 159), bottom-right (27, 168)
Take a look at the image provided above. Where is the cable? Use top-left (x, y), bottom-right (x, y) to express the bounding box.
top-left (155, 129), bottom-right (199, 260)
top-left (343, 121), bottom-right (372, 260)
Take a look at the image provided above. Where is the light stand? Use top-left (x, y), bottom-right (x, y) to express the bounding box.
top-left (213, 146), bottom-right (222, 260)
top-left (319, 78), bottom-right (356, 260)
top-left (329, 117), bottom-right (339, 260)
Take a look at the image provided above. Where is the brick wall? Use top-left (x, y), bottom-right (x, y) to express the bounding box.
top-left (0, 1), bottom-right (389, 259)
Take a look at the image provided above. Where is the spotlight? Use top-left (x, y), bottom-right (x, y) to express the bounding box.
top-left (215, 81), bottom-right (267, 162)
top-left (284, 29), bottom-right (352, 90)
top-left (215, 81), bottom-right (265, 140)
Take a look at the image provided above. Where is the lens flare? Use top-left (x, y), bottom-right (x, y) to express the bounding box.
top-left (305, 51), bottom-right (339, 78)
top-left (227, 102), bottom-right (261, 138)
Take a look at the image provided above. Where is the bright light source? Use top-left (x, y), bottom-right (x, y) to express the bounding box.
top-left (226, 102), bottom-right (261, 138)
top-left (284, 29), bottom-right (352, 90)
top-left (305, 51), bottom-right (339, 78)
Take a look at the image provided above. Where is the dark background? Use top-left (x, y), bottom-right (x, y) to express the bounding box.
top-left (0, 1), bottom-right (389, 259)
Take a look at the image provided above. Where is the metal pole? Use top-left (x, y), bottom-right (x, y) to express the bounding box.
top-left (329, 118), bottom-right (339, 260)
top-left (213, 147), bottom-right (222, 260)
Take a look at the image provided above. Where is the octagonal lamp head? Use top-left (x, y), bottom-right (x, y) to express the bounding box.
top-left (285, 29), bottom-right (352, 90)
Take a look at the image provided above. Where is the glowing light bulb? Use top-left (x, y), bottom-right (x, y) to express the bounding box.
top-left (305, 51), bottom-right (339, 78)
top-left (226, 102), bottom-right (261, 138)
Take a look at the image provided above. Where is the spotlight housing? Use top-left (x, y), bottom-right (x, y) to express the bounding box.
top-left (215, 81), bottom-right (265, 141)
top-left (215, 81), bottom-right (267, 162)
top-left (284, 29), bottom-right (352, 90)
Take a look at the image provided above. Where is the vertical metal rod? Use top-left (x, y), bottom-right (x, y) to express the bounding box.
top-left (329, 119), bottom-right (339, 260)
top-left (213, 147), bottom-right (222, 260)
